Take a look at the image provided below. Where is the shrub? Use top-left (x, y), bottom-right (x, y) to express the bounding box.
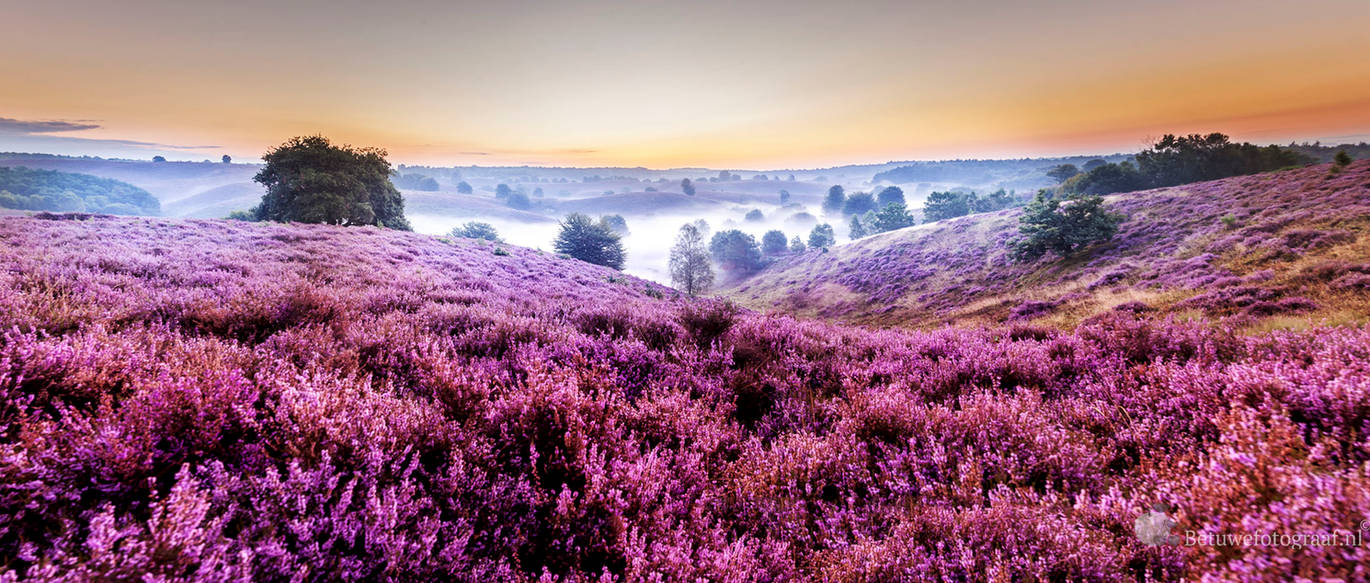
top-left (450, 221), bottom-right (501, 242)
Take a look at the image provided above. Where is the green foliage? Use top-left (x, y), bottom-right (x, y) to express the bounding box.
top-left (251, 135), bottom-right (411, 230)
top-left (226, 210), bottom-right (254, 221)
top-left (1137, 133), bottom-right (1310, 187)
top-left (1083, 158), bottom-right (1108, 170)
top-left (848, 215), bottom-right (867, 240)
top-left (492, 247), bottom-right (510, 256)
top-left (789, 235), bottom-right (805, 253)
top-left (1046, 164), bottom-right (1080, 183)
top-left (823, 185), bottom-right (845, 214)
top-left (152, 156), bottom-right (166, 163)
top-left (506, 191), bottom-right (532, 210)
top-left (221, 155), bottom-right (232, 164)
top-left (744, 209), bottom-right (764, 222)
top-left (922, 190), bottom-right (970, 223)
top-left (0, 167), bottom-right (160, 215)
top-left (394, 173), bottom-right (440, 191)
top-left (450, 221), bottom-right (502, 242)
top-left (600, 214), bottom-right (629, 235)
top-left (875, 186), bottom-right (905, 207)
top-left (807, 223), bottom-right (835, 249)
top-left (681, 178), bottom-right (696, 196)
top-left (495, 184), bottom-right (514, 200)
top-left (762, 230), bottom-right (788, 255)
top-left (555, 212), bottom-right (625, 270)
top-left (1068, 161), bottom-right (1145, 195)
top-left (871, 202), bottom-right (915, 233)
top-left (842, 191), bottom-right (876, 216)
top-left (456, 181), bottom-right (473, 194)
top-left (1220, 214), bottom-right (1239, 230)
top-left (779, 189), bottom-right (791, 204)
top-left (1010, 190), bottom-right (1123, 262)
top-left (669, 223), bottom-right (714, 295)
top-left (1334, 150), bottom-right (1352, 167)
top-left (710, 229), bottom-right (764, 275)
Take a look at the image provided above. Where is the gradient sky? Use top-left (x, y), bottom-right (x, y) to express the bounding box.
top-left (3, 0), bottom-right (1369, 168)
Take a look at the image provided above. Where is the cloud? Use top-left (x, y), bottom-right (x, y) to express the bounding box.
top-left (0, 117), bottom-right (102, 134)
top-left (0, 116), bottom-right (218, 155)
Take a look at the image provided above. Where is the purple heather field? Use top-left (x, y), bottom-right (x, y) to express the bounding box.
top-left (2, 180), bottom-right (1369, 582)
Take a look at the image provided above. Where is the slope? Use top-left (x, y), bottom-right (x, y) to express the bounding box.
top-left (0, 214), bottom-right (1366, 581)
top-left (725, 160), bottom-right (1370, 329)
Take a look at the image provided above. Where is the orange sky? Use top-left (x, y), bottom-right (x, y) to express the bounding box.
top-left (3, 0), bottom-right (1368, 168)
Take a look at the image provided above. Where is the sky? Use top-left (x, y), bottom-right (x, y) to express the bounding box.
top-left (3, 0), bottom-right (1369, 169)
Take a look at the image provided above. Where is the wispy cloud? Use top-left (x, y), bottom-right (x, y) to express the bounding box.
top-left (0, 117), bottom-right (102, 134)
top-left (0, 116), bottom-right (219, 154)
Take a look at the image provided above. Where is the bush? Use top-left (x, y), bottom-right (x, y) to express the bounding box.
top-left (450, 221), bottom-right (501, 242)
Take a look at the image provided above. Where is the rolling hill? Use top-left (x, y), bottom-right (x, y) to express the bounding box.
top-left (0, 213), bottom-right (1367, 580)
top-left (725, 160), bottom-right (1370, 329)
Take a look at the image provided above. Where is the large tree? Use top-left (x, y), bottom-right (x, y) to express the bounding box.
top-left (554, 212), bottom-right (625, 269)
top-left (251, 135), bottom-right (410, 230)
top-left (681, 178), bottom-right (696, 196)
top-left (669, 223), bottom-right (715, 296)
top-left (871, 202), bottom-right (915, 233)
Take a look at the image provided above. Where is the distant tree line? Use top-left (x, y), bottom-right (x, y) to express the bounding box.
top-left (394, 173), bottom-right (440, 191)
top-left (0, 166), bottom-right (160, 215)
top-left (921, 189), bottom-right (1019, 223)
top-left (1051, 133), bottom-right (1313, 196)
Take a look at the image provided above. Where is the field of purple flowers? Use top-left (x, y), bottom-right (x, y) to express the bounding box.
top-left (1, 213), bottom-right (1368, 581)
top-left (732, 161), bottom-right (1370, 329)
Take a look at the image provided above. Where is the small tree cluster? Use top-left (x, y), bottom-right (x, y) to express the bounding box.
top-left (922, 189), bottom-right (1016, 223)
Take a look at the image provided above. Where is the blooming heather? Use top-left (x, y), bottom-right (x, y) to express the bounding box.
top-left (0, 214), bottom-right (1367, 581)
top-left (731, 161), bottom-right (1370, 328)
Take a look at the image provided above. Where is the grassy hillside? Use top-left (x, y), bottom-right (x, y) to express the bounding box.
top-left (1, 214), bottom-right (1367, 580)
top-left (726, 160), bottom-right (1370, 329)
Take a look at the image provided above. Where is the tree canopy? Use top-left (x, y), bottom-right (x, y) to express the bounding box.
top-left (554, 213), bottom-right (625, 270)
top-left (823, 185), bottom-right (845, 214)
top-left (250, 135), bottom-right (410, 230)
top-left (1010, 191), bottom-right (1123, 262)
top-left (669, 223), bottom-right (714, 296)
top-left (807, 223), bottom-right (836, 249)
top-left (709, 230), bottom-right (764, 275)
